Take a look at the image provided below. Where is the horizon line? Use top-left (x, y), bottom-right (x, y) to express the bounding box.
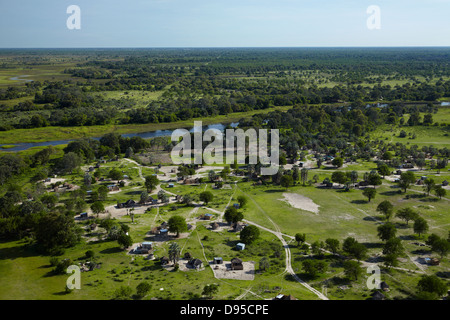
top-left (1, 45), bottom-right (450, 50)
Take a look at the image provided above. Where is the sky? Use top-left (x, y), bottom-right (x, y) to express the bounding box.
top-left (0, 0), bottom-right (449, 48)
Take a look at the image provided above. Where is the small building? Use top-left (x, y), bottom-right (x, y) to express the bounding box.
top-left (371, 291), bottom-right (385, 300)
top-left (236, 243), bottom-right (245, 251)
top-left (231, 257), bottom-right (243, 270)
top-left (124, 199), bottom-right (136, 208)
top-left (442, 180), bottom-right (449, 186)
top-left (160, 229), bottom-right (168, 237)
top-left (214, 257), bottom-right (223, 265)
top-left (184, 252), bottom-right (192, 260)
top-left (298, 162), bottom-right (304, 168)
top-left (233, 203), bottom-right (240, 209)
top-left (430, 258), bottom-right (440, 266)
top-left (142, 242), bottom-right (153, 250)
top-left (203, 213), bottom-right (213, 220)
top-left (210, 222), bottom-right (219, 230)
top-left (188, 258), bottom-right (203, 270)
top-left (167, 183), bottom-right (174, 188)
top-left (160, 256), bottom-right (170, 266)
top-left (380, 282), bottom-right (390, 292)
top-left (80, 212), bottom-right (88, 219)
top-left (275, 294), bottom-right (297, 300)
top-left (107, 184), bottom-right (120, 192)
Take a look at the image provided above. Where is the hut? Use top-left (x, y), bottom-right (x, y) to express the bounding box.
top-left (214, 257), bottom-right (223, 265)
top-left (160, 256), bottom-right (170, 266)
top-left (203, 213), bottom-right (213, 220)
top-left (188, 258), bottom-right (203, 270)
top-left (371, 291), bottom-right (385, 300)
top-left (231, 257), bottom-right (243, 270)
top-left (236, 243), bottom-right (246, 251)
top-left (184, 252), bottom-right (192, 260)
top-left (80, 212), bottom-right (88, 219)
top-left (160, 229), bottom-right (168, 237)
top-left (210, 222), bottom-right (219, 230)
top-left (380, 282), bottom-right (390, 292)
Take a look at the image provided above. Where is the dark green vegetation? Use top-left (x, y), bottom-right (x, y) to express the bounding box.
top-left (0, 48), bottom-right (449, 300)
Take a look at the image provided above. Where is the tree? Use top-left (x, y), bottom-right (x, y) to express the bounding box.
top-left (240, 225), bottom-right (260, 244)
top-left (168, 215), bottom-right (188, 237)
top-left (169, 242), bottom-right (181, 265)
top-left (311, 241), bottom-right (325, 256)
top-left (35, 212), bottom-right (82, 253)
top-left (259, 257), bottom-right (270, 272)
top-left (398, 171), bottom-right (416, 193)
top-left (295, 233), bottom-right (306, 246)
top-left (302, 260), bottom-right (328, 278)
top-left (436, 158), bottom-right (447, 174)
top-left (376, 200), bottom-right (394, 221)
top-left (383, 237), bottom-right (404, 256)
top-left (236, 195), bottom-right (248, 208)
top-left (343, 260), bottom-right (362, 281)
top-left (367, 172), bottom-right (382, 188)
top-left (382, 151), bottom-right (393, 161)
top-left (431, 238), bottom-right (450, 259)
top-left (325, 238), bottom-right (340, 254)
top-left (113, 286), bottom-right (133, 300)
top-left (280, 174), bottom-right (294, 189)
top-left (377, 164), bottom-right (390, 178)
top-left (362, 187), bottom-right (376, 202)
top-left (202, 284), bottom-right (219, 299)
top-left (83, 173), bottom-right (92, 187)
top-left (413, 217), bottom-right (429, 237)
top-left (377, 223), bottom-right (397, 241)
top-left (144, 175), bottom-right (159, 193)
top-left (332, 157), bottom-right (343, 168)
top-left (199, 191), bottom-right (214, 205)
top-left (417, 275), bottom-right (448, 298)
top-left (300, 168), bottom-right (308, 186)
top-left (396, 208), bottom-right (418, 225)
top-left (349, 171), bottom-right (358, 186)
top-left (383, 253), bottom-right (400, 268)
top-left (434, 186), bottom-right (446, 199)
top-left (97, 185), bottom-right (108, 201)
top-left (91, 201), bottom-right (105, 218)
top-left (342, 237), bottom-right (367, 261)
top-left (331, 171), bottom-right (348, 185)
top-left (136, 282), bottom-right (151, 299)
top-left (292, 167), bottom-right (299, 182)
top-left (117, 233), bottom-right (133, 249)
top-left (59, 152), bottom-right (82, 174)
top-left (224, 207), bottom-right (243, 228)
top-left (139, 190), bottom-right (149, 204)
top-left (108, 168), bottom-right (123, 182)
top-left (423, 178), bottom-right (435, 196)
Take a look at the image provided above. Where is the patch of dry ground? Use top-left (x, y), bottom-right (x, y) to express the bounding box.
top-left (279, 193), bottom-right (320, 214)
top-left (210, 261), bottom-right (255, 280)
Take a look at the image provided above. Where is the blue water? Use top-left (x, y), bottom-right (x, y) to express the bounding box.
top-left (0, 122), bottom-right (239, 152)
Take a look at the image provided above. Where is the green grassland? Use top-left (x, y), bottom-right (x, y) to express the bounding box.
top-left (1, 154), bottom-right (448, 300)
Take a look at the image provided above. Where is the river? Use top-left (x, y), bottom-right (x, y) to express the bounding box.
top-left (0, 122), bottom-right (239, 152)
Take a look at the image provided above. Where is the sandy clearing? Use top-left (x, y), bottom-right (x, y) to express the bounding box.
top-left (279, 193), bottom-right (320, 214)
top-left (210, 261), bottom-right (255, 280)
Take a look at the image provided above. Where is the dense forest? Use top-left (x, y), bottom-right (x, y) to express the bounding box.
top-left (1, 48), bottom-right (450, 130)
